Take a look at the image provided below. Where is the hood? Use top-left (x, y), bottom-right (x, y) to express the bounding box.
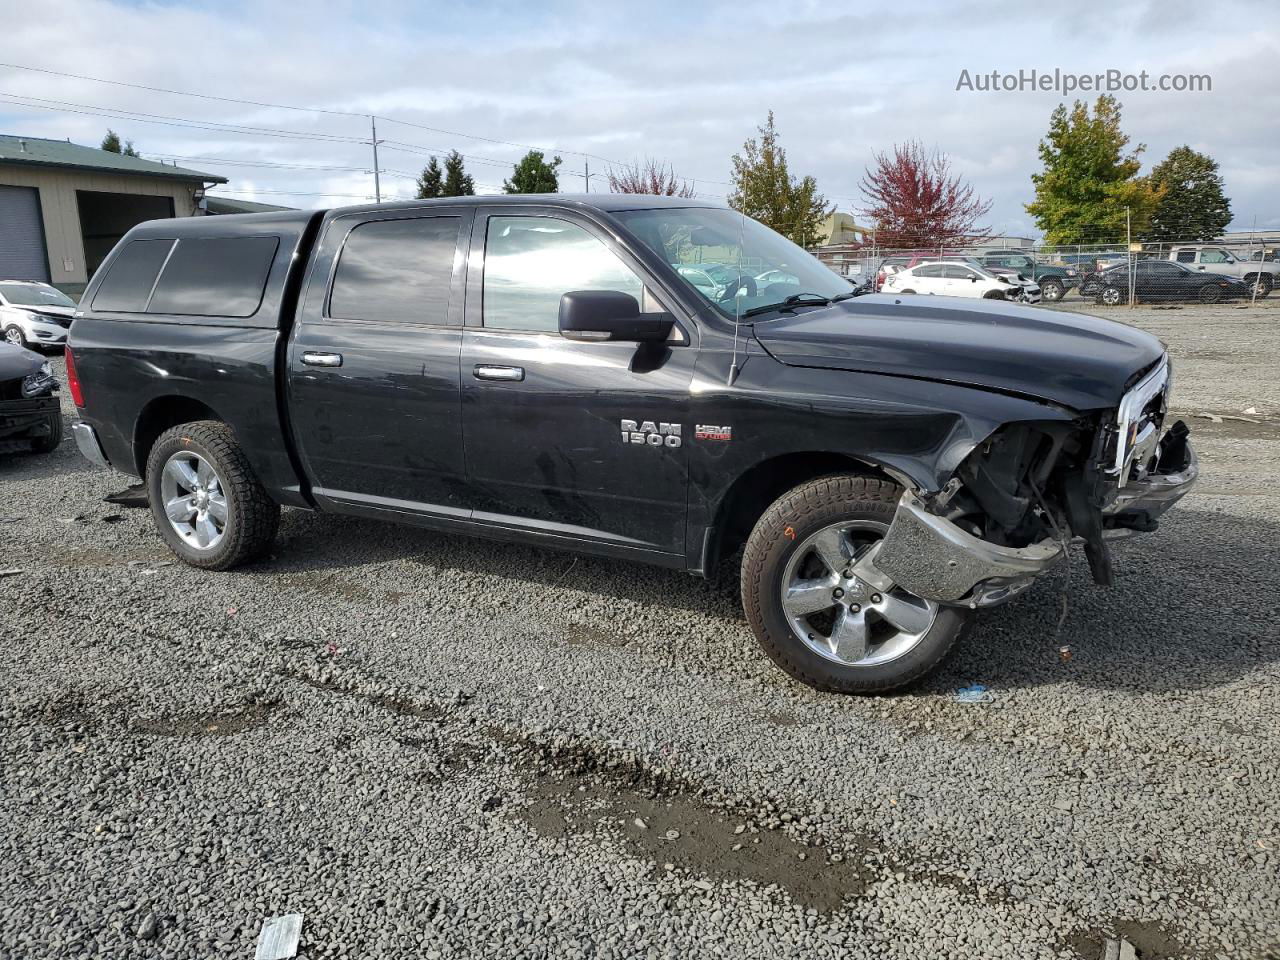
top-left (28, 304), bottom-right (76, 319)
top-left (753, 295), bottom-right (1165, 411)
top-left (0, 342), bottom-right (48, 382)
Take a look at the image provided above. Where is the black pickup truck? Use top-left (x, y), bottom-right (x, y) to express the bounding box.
top-left (67, 196), bottom-right (1196, 693)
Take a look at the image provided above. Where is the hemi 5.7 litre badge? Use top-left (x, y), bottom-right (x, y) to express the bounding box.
top-left (621, 420), bottom-right (682, 448)
top-left (695, 424), bottom-right (732, 441)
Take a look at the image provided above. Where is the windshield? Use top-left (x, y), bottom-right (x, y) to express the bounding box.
top-left (0, 283), bottom-right (76, 308)
top-left (614, 207), bottom-right (850, 318)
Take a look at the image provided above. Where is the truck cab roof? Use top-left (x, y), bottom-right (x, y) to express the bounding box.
top-left (131, 193), bottom-right (727, 243)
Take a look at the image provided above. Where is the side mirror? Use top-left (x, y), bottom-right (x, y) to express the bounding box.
top-left (970, 276), bottom-right (978, 282)
top-left (559, 290), bottom-right (674, 343)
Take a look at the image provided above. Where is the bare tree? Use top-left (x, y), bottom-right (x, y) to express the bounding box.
top-left (608, 158), bottom-right (696, 197)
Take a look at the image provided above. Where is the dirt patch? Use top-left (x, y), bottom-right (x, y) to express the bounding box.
top-left (31, 693), bottom-right (99, 733)
top-left (128, 701), bottom-right (282, 738)
top-left (561, 622), bottom-right (623, 648)
top-left (1064, 919), bottom-right (1199, 960)
top-left (1177, 413), bottom-right (1280, 442)
top-left (521, 771), bottom-right (871, 913)
top-left (272, 571), bottom-right (408, 605)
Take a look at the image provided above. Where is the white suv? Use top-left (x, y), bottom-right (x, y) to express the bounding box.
top-left (1169, 246), bottom-right (1275, 297)
top-left (0, 281), bottom-right (77, 350)
top-left (883, 261), bottom-right (1040, 303)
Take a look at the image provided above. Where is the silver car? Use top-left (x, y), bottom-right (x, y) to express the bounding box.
top-left (0, 281), bottom-right (77, 351)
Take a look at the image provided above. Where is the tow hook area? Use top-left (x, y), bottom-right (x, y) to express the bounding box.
top-left (872, 493), bottom-right (1064, 609)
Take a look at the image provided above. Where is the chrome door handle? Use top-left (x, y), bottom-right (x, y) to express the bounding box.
top-left (302, 351), bottom-right (343, 367)
top-left (473, 364), bottom-right (524, 382)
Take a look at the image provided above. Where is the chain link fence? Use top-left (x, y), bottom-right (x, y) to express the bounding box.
top-left (814, 223), bottom-right (1280, 307)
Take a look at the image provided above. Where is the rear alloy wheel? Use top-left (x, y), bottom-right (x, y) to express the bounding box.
top-left (1100, 285), bottom-right (1124, 306)
top-left (742, 474), bottom-right (971, 693)
top-left (3, 325), bottom-right (26, 349)
top-left (146, 420), bottom-right (280, 570)
top-left (1198, 284), bottom-right (1221, 304)
top-left (1040, 279), bottom-right (1065, 302)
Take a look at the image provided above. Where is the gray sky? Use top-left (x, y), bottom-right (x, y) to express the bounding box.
top-left (2, 0), bottom-right (1277, 236)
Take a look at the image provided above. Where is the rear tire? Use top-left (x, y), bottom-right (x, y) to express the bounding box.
top-left (1098, 285), bottom-right (1124, 306)
top-left (1040, 279), bottom-right (1065, 302)
top-left (741, 474), bottom-right (971, 694)
top-left (1244, 273), bottom-right (1272, 298)
top-left (145, 420), bottom-right (280, 570)
top-left (1198, 284), bottom-right (1221, 304)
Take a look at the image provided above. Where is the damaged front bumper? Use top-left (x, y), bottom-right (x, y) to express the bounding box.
top-left (872, 493), bottom-right (1065, 608)
top-left (873, 433), bottom-right (1199, 610)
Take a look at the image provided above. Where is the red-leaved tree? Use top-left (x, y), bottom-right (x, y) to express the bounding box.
top-left (608, 158), bottom-right (697, 197)
top-left (859, 141), bottom-right (992, 249)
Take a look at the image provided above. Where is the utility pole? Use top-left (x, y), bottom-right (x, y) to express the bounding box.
top-left (370, 116), bottom-right (382, 203)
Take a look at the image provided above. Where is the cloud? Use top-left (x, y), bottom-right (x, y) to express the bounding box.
top-left (1, 0), bottom-right (1276, 231)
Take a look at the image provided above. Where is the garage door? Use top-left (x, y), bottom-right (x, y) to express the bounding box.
top-left (0, 184), bottom-right (50, 282)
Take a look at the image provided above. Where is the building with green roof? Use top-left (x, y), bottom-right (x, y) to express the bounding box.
top-left (0, 135), bottom-right (226, 293)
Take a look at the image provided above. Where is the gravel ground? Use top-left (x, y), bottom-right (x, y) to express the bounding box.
top-left (1, 299), bottom-right (1278, 960)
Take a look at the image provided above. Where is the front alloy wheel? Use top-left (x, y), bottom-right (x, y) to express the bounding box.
top-left (781, 521), bottom-right (938, 667)
top-left (3, 326), bottom-right (26, 348)
top-left (742, 474), bottom-right (972, 693)
top-left (1100, 285), bottom-right (1124, 306)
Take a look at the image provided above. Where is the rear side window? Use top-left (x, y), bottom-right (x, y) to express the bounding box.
top-left (328, 216), bottom-right (460, 324)
top-left (148, 237), bottom-right (279, 318)
top-left (91, 239), bottom-right (174, 313)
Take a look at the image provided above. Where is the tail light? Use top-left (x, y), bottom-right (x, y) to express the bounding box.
top-left (64, 346), bottom-right (85, 408)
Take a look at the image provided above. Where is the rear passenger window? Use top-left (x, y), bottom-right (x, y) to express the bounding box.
top-left (148, 237), bottom-right (279, 318)
top-left (328, 217), bottom-right (460, 324)
top-left (91, 239), bottom-right (174, 313)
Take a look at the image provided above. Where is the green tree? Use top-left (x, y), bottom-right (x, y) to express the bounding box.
top-left (728, 111), bottom-right (830, 247)
top-left (100, 129), bottom-right (139, 157)
top-left (441, 150), bottom-right (475, 197)
top-left (504, 149), bottom-right (562, 194)
top-left (415, 156), bottom-right (444, 199)
top-left (1025, 95), bottom-right (1162, 244)
top-left (1144, 145), bottom-right (1232, 242)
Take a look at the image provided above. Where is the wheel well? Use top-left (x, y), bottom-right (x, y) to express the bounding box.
top-left (132, 396), bottom-right (223, 476)
top-left (707, 453), bottom-right (900, 572)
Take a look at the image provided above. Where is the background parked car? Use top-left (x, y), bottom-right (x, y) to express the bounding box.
top-left (1170, 245), bottom-right (1276, 297)
top-left (976, 251), bottom-right (1080, 302)
top-left (0, 281), bottom-right (77, 352)
top-left (1090, 260), bottom-right (1250, 305)
top-left (0, 341), bottom-right (61, 454)
top-left (883, 261), bottom-right (1040, 302)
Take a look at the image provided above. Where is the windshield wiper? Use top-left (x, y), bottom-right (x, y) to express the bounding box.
top-left (740, 293), bottom-right (833, 319)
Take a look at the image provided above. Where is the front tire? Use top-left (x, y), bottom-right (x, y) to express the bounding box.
top-left (145, 420), bottom-right (280, 570)
top-left (3, 325), bottom-right (27, 349)
top-left (28, 409), bottom-right (63, 454)
top-left (741, 474), bottom-right (971, 694)
top-left (1198, 284), bottom-right (1221, 304)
